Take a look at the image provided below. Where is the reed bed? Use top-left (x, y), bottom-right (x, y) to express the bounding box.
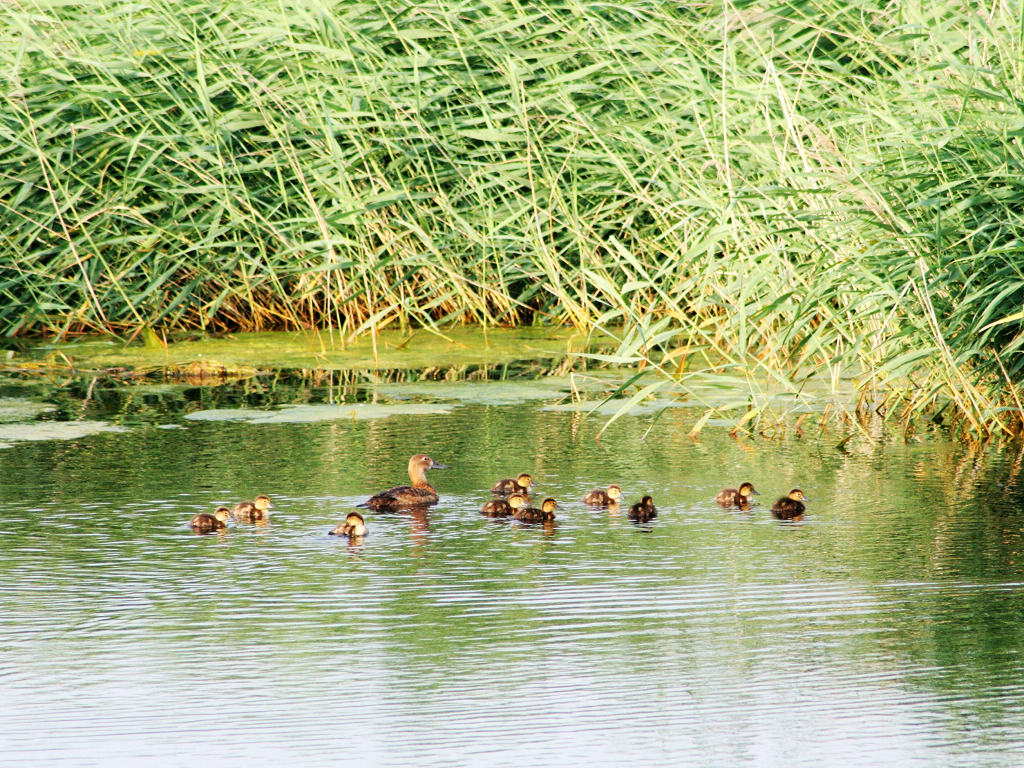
top-left (2, 0), bottom-right (1023, 436)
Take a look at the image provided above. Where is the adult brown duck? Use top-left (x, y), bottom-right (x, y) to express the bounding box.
top-left (360, 454), bottom-right (449, 510)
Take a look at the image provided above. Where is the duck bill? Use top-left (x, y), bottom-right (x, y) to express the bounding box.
top-left (429, 461), bottom-right (450, 469)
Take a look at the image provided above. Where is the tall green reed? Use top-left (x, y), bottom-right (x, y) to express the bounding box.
top-left (1, 0), bottom-right (1022, 435)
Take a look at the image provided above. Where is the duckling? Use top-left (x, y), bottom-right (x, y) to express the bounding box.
top-left (771, 488), bottom-right (809, 520)
top-left (491, 472), bottom-right (534, 496)
top-left (329, 511), bottom-right (367, 537)
top-left (627, 495), bottom-right (657, 522)
top-left (513, 496), bottom-right (557, 524)
top-left (190, 506), bottom-right (230, 533)
top-left (232, 494), bottom-right (273, 522)
top-left (583, 484), bottom-right (622, 506)
top-left (481, 492), bottom-right (527, 518)
top-left (360, 454), bottom-right (450, 510)
top-left (716, 481), bottom-right (759, 509)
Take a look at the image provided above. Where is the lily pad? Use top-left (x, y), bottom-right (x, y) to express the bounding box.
top-left (185, 402), bottom-right (455, 423)
top-left (0, 421), bottom-right (127, 442)
top-left (376, 379), bottom-right (572, 405)
top-left (0, 398), bottom-right (57, 423)
top-left (542, 398), bottom-right (685, 415)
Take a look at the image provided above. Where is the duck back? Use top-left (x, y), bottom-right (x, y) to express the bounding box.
top-left (771, 489), bottom-right (807, 520)
top-left (771, 498), bottom-right (805, 519)
top-left (628, 496), bottom-right (657, 522)
top-left (491, 475), bottom-right (532, 495)
top-left (715, 488), bottom-right (740, 506)
top-left (513, 497), bottom-right (556, 524)
top-left (481, 498), bottom-right (512, 518)
top-left (513, 506), bottom-right (555, 523)
top-left (232, 502), bottom-right (264, 521)
top-left (361, 485), bottom-right (438, 510)
top-left (190, 513), bottom-right (226, 532)
top-left (232, 495), bottom-right (272, 522)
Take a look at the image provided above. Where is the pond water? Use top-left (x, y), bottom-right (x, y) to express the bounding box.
top-left (2, 355), bottom-right (1024, 766)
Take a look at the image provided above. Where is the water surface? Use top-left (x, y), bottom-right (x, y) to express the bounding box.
top-left (2, 370), bottom-right (1024, 766)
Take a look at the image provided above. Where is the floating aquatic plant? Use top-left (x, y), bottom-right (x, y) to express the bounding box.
top-left (185, 403), bottom-right (455, 424)
top-left (0, 398), bottom-right (57, 423)
top-left (0, 421), bottom-right (127, 443)
top-left (376, 380), bottom-right (571, 405)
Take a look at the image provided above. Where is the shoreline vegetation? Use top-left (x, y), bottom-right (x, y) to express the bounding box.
top-left (3, 1), bottom-right (1023, 437)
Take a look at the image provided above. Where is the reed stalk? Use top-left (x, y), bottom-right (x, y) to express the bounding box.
top-left (2, 0), bottom-right (1023, 435)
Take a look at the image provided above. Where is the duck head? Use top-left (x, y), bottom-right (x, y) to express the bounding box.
top-left (346, 512), bottom-right (367, 536)
top-left (410, 454), bottom-right (449, 472)
top-left (738, 482), bottom-right (759, 498)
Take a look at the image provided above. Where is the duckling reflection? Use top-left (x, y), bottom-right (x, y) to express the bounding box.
top-left (190, 506), bottom-right (230, 533)
top-left (716, 481), bottom-right (759, 510)
top-left (329, 511), bottom-right (367, 538)
top-left (627, 495), bottom-right (657, 522)
top-left (491, 472), bottom-right (534, 496)
top-left (771, 488), bottom-right (809, 520)
top-left (481, 492), bottom-right (527, 519)
top-left (360, 454), bottom-right (449, 510)
top-left (512, 496), bottom-right (557, 524)
top-left (583, 484), bottom-right (622, 506)
top-left (232, 494), bottom-right (273, 522)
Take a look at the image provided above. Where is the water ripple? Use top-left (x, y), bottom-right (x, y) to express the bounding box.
top-left (3, 415), bottom-right (1024, 766)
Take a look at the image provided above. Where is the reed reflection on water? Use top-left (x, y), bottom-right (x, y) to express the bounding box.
top-left (3, 382), bottom-right (1024, 767)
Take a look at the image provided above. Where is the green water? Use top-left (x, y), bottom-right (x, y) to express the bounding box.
top-left (2, 364), bottom-right (1024, 766)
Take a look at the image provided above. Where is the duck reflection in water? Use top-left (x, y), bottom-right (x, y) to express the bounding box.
top-left (359, 454), bottom-right (449, 511)
top-left (404, 507), bottom-right (431, 550)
